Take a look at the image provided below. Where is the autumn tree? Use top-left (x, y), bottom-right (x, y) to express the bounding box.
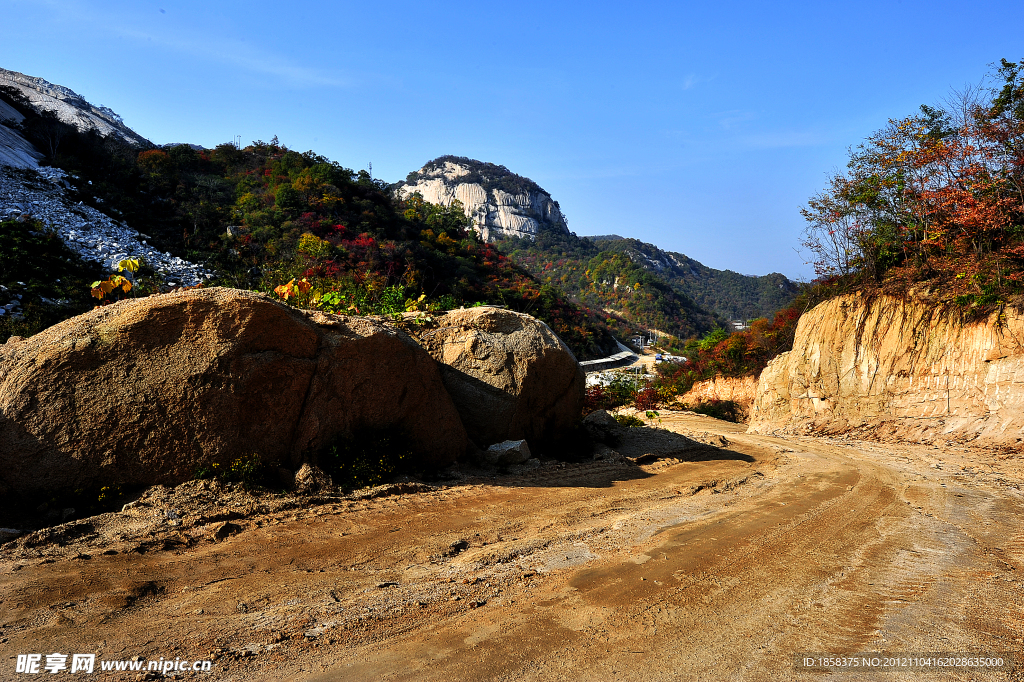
top-left (801, 59), bottom-right (1024, 305)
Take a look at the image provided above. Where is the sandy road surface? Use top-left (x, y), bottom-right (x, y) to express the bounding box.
top-left (2, 412), bottom-right (1022, 681)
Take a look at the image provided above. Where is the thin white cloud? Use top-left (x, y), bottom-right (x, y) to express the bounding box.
top-left (715, 110), bottom-right (757, 130)
top-left (25, 0), bottom-right (349, 88)
top-left (739, 131), bottom-right (827, 148)
top-left (113, 26), bottom-right (352, 88)
top-left (680, 72), bottom-right (716, 91)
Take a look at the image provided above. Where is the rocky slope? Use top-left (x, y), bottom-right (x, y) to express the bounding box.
top-left (0, 68), bottom-right (213, 292)
top-left (0, 165), bottom-right (214, 288)
top-left (0, 67), bottom-right (149, 146)
top-left (395, 156), bottom-right (569, 242)
top-left (748, 293), bottom-right (1024, 444)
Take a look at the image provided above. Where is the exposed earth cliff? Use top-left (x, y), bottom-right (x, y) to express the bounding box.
top-left (680, 375), bottom-right (758, 422)
top-left (748, 293), bottom-right (1024, 445)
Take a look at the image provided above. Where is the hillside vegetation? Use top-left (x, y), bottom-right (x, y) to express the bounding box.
top-left (802, 59), bottom-right (1024, 311)
top-left (496, 227), bottom-right (801, 347)
top-left (0, 88), bottom-right (642, 358)
top-left (650, 298), bottom-right (804, 401)
top-left (590, 237), bottom-right (800, 322)
top-left (498, 229), bottom-right (723, 344)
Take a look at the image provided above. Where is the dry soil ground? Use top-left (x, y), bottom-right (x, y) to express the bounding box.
top-left (1, 411), bottom-right (1022, 681)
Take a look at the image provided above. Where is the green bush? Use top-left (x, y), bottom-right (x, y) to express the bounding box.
top-left (319, 428), bottom-right (412, 491)
top-left (613, 414), bottom-right (645, 428)
top-left (195, 453), bottom-right (276, 491)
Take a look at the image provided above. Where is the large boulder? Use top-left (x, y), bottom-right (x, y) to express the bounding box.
top-left (403, 306), bottom-right (585, 450)
top-left (0, 287), bottom-right (467, 494)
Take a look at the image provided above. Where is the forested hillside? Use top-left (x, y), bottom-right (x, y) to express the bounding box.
top-left (590, 237), bottom-right (800, 321)
top-left (497, 229), bottom-right (725, 342)
top-left (495, 225), bottom-right (799, 341)
top-left (0, 88), bottom-right (642, 359)
top-left (802, 59), bottom-right (1024, 312)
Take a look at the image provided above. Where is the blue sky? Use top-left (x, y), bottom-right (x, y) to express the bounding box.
top-left (3, 0), bottom-right (1023, 279)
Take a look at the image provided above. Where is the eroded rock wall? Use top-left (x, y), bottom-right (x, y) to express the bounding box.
top-left (681, 375), bottom-right (758, 422)
top-left (748, 294), bottom-right (1024, 444)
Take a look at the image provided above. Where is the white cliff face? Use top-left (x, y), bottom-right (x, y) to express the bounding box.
top-left (0, 68), bottom-right (149, 146)
top-left (396, 159), bottom-right (569, 242)
top-left (0, 98), bottom-right (43, 169)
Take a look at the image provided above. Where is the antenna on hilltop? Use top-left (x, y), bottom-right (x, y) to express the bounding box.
top-left (234, 135), bottom-right (241, 149)
top-left (368, 161), bottom-right (372, 179)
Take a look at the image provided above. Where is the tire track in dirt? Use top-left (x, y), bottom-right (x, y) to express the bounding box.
top-left (3, 414), bottom-right (1022, 681)
top-left (299, 433), bottom-right (1022, 682)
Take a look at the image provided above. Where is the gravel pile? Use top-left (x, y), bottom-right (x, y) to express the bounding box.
top-left (0, 164), bottom-right (216, 288)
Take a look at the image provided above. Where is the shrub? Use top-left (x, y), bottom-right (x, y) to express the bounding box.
top-left (319, 427), bottom-right (412, 491)
top-left (687, 399), bottom-right (741, 423)
top-left (602, 372), bottom-right (649, 407)
top-left (583, 385), bottom-right (615, 413)
top-left (633, 386), bottom-right (660, 411)
top-left (195, 453), bottom-right (277, 491)
top-left (613, 414), bottom-right (645, 428)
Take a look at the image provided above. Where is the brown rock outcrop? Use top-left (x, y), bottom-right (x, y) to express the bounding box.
top-left (403, 307), bottom-right (585, 449)
top-left (0, 287), bottom-right (467, 494)
top-left (680, 375), bottom-right (758, 422)
top-left (748, 293), bottom-right (1024, 444)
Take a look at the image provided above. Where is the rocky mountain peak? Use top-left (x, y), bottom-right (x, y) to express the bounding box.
top-left (0, 67), bottom-right (149, 147)
top-left (396, 155), bottom-right (569, 242)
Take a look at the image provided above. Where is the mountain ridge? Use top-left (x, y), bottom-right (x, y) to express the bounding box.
top-left (396, 156), bottom-right (800, 334)
top-left (591, 237), bottom-right (800, 322)
top-left (0, 68), bottom-right (149, 147)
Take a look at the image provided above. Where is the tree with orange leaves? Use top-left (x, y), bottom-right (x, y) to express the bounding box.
top-left (802, 59), bottom-right (1024, 307)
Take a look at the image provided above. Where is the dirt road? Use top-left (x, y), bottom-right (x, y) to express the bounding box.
top-left (2, 412), bottom-right (1022, 680)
